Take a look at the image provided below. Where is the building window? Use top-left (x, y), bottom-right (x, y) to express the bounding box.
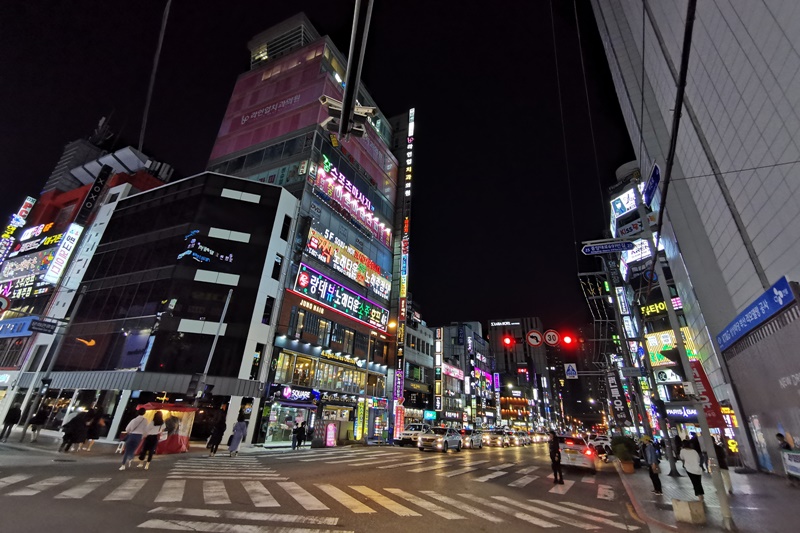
top-left (271, 254), bottom-right (283, 280)
top-left (250, 343), bottom-right (265, 380)
top-left (261, 296), bottom-right (275, 325)
top-left (280, 215), bottom-right (292, 240)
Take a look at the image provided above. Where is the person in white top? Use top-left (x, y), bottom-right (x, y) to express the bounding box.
top-left (120, 408), bottom-right (148, 470)
top-left (136, 411), bottom-right (164, 470)
top-left (679, 439), bottom-right (705, 501)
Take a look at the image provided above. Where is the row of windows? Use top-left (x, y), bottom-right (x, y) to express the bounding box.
top-left (209, 132), bottom-right (315, 176)
top-left (406, 333), bottom-right (431, 356)
top-left (273, 350), bottom-right (385, 397)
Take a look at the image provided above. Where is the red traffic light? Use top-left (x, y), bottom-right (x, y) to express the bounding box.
top-left (502, 335), bottom-right (514, 347)
top-left (563, 335), bottom-right (573, 345)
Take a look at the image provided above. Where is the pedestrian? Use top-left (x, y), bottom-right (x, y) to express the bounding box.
top-left (776, 433), bottom-right (793, 450)
top-left (291, 422), bottom-right (301, 450)
top-left (673, 433), bottom-right (682, 461)
top-left (207, 416), bottom-right (226, 457)
top-left (228, 414), bottom-right (247, 457)
top-left (59, 410), bottom-right (89, 452)
top-left (0, 403), bottom-right (22, 441)
top-left (119, 408), bottom-right (149, 470)
top-left (549, 430), bottom-right (564, 484)
top-left (297, 421), bottom-right (307, 448)
top-left (136, 411), bottom-right (163, 470)
top-left (690, 432), bottom-right (707, 472)
top-left (680, 439), bottom-right (704, 502)
top-left (642, 435), bottom-right (662, 495)
top-left (83, 407), bottom-right (106, 451)
top-left (29, 408), bottom-right (48, 443)
top-left (713, 438), bottom-right (733, 495)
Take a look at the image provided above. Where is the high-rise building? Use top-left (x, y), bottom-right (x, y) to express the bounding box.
top-left (593, 1), bottom-right (800, 470)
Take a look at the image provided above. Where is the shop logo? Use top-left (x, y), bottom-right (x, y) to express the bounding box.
top-left (282, 386), bottom-right (312, 402)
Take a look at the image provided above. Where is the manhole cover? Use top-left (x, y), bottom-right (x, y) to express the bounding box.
top-left (52, 459), bottom-right (77, 463)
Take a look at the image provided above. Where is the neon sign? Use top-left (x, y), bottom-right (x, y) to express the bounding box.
top-left (645, 326), bottom-right (698, 367)
top-left (291, 263), bottom-right (389, 331)
top-left (43, 224), bottom-right (82, 285)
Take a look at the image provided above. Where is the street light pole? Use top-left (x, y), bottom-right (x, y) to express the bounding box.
top-left (194, 288), bottom-right (233, 407)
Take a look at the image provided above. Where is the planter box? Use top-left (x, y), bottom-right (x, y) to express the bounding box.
top-left (620, 460), bottom-right (635, 473)
top-left (672, 499), bottom-right (706, 524)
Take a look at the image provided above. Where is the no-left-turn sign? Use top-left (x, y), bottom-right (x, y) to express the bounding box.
top-left (526, 330), bottom-right (543, 347)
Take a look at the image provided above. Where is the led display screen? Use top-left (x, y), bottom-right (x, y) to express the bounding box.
top-left (0, 248), bottom-right (55, 284)
top-left (292, 263), bottom-right (389, 331)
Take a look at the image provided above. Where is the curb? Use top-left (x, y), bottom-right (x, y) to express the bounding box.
top-left (614, 459), bottom-right (677, 531)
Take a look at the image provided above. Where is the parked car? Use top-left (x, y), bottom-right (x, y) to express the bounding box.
top-left (396, 423), bottom-right (431, 446)
top-left (418, 427), bottom-right (462, 452)
top-left (460, 428), bottom-right (483, 449)
top-left (485, 428), bottom-right (512, 447)
top-left (557, 435), bottom-right (597, 473)
top-left (587, 434), bottom-right (613, 461)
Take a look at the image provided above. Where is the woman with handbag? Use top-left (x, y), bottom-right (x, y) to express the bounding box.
top-left (136, 411), bottom-right (163, 470)
top-left (227, 414), bottom-right (247, 457)
top-left (119, 408), bottom-right (148, 470)
top-left (642, 435), bottom-right (663, 495)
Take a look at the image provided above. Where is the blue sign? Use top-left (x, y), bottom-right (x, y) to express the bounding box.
top-left (643, 163), bottom-right (661, 208)
top-left (0, 316), bottom-right (38, 339)
top-left (717, 276), bottom-right (795, 351)
top-left (581, 242), bottom-right (635, 255)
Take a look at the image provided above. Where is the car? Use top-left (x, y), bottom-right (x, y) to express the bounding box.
top-left (557, 435), bottom-right (597, 473)
top-left (396, 423), bottom-right (431, 446)
top-left (418, 427), bottom-right (462, 452)
top-left (460, 428), bottom-right (483, 449)
top-left (511, 431), bottom-right (529, 446)
top-left (587, 435), bottom-right (613, 458)
top-left (485, 428), bottom-right (512, 447)
top-left (531, 431), bottom-right (550, 443)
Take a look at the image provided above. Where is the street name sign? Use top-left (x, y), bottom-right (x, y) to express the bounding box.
top-left (581, 242), bottom-right (635, 255)
top-left (643, 163), bottom-right (661, 208)
top-left (564, 363), bottom-right (578, 379)
top-left (29, 319), bottom-right (58, 334)
top-left (620, 366), bottom-right (641, 378)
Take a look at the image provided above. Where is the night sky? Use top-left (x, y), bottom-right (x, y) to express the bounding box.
top-left (0, 0), bottom-right (633, 332)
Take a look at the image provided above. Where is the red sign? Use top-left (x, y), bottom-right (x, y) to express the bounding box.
top-left (689, 360), bottom-right (725, 429)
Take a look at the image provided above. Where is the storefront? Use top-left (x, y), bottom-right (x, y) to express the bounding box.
top-left (262, 384), bottom-right (319, 444)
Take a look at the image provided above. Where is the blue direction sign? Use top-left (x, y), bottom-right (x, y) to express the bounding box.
top-left (581, 242), bottom-right (635, 255)
top-left (643, 163), bottom-right (661, 208)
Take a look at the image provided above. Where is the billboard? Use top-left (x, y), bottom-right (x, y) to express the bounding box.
top-left (43, 224), bottom-right (83, 285)
top-left (0, 248), bottom-right (55, 284)
top-left (645, 326), bottom-right (698, 367)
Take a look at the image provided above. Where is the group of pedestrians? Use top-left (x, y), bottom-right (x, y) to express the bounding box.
top-left (292, 421), bottom-right (312, 450)
top-left (59, 407), bottom-right (106, 452)
top-left (119, 408), bottom-right (162, 470)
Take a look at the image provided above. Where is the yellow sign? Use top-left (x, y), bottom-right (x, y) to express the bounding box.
top-left (645, 327), bottom-right (698, 367)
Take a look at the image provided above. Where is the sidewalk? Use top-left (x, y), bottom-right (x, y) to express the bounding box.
top-left (616, 458), bottom-right (798, 532)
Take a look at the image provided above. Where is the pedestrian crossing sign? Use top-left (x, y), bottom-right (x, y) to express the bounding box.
top-left (564, 363), bottom-right (578, 379)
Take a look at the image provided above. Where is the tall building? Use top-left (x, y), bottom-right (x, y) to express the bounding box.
top-left (593, 1), bottom-right (800, 470)
top-left (206, 13), bottom-right (401, 445)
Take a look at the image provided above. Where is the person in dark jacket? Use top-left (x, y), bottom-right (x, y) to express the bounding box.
top-left (549, 430), bottom-right (564, 484)
top-left (1, 403), bottom-right (22, 442)
top-left (207, 417), bottom-right (227, 457)
top-left (59, 411), bottom-right (89, 452)
top-left (83, 407), bottom-right (106, 451)
top-left (29, 408), bottom-right (49, 443)
top-left (689, 433), bottom-right (707, 472)
top-left (297, 421), bottom-right (307, 448)
top-left (714, 439), bottom-right (733, 494)
top-left (136, 411), bottom-right (163, 470)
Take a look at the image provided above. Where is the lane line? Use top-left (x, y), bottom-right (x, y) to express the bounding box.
top-left (529, 499), bottom-right (639, 530)
top-left (508, 475), bottom-right (539, 487)
top-left (104, 479), bottom-right (147, 501)
top-left (148, 506), bottom-right (340, 525)
top-left (438, 467), bottom-right (479, 477)
top-left (241, 481), bottom-right (279, 507)
top-left (548, 479), bottom-right (575, 494)
top-left (493, 496), bottom-right (601, 529)
top-left (278, 481), bottom-right (329, 510)
top-left (562, 501), bottom-right (620, 517)
top-left (315, 483), bottom-right (375, 514)
top-left (420, 491), bottom-right (504, 523)
top-left (8, 476), bottom-right (72, 496)
top-left (459, 493), bottom-right (558, 528)
top-left (474, 471), bottom-right (507, 482)
top-left (384, 488), bottom-right (464, 520)
top-left (349, 485), bottom-right (420, 516)
top-left (203, 480), bottom-right (231, 505)
top-left (55, 477), bottom-right (110, 499)
top-left (155, 479), bottom-right (186, 503)
top-left (517, 466), bottom-right (539, 474)
top-left (489, 463), bottom-right (516, 470)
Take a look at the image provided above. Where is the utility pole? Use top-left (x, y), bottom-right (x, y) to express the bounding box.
top-left (194, 289), bottom-right (233, 408)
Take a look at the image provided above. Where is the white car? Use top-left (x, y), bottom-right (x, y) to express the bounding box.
top-left (531, 432), bottom-right (550, 443)
top-left (396, 423), bottom-right (431, 446)
top-left (418, 427), bottom-right (462, 452)
top-left (460, 429), bottom-right (483, 449)
top-left (558, 435), bottom-right (597, 473)
top-left (587, 435), bottom-right (612, 455)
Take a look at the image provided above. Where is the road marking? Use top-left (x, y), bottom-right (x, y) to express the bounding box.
top-left (548, 479), bottom-right (575, 494)
top-left (0, 474), bottom-right (33, 490)
top-left (493, 496), bottom-right (601, 529)
top-left (420, 491), bottom-right (504, 523)
top-left (378, 461), bottom-right (425, 469)
top-left (167, 476), bottom-right (288, 480)
top-left (349, 485), bottom-right (420, 516)
top-left (148, 506), bottom-right (341, 525)
top-left (316, 483), bottom-right (375, 514)
top-left (341, 459), bottom-right (389, 466)
top-left (139, 519), bottom-right (351, 532)
top-left (597, 484), bottom-right (616, 501)
top-left (489, 463), bottom-right (516, 470)
top-left (203, 480), bottom-right (231, 505)
top-left (55, 477), bottom-right (110, 499)
top-left (582, 475), bottom-right (596, 483)
top-left (155, 480), bottom-right (186, 503)
top-left (459, 460), bottom-right (490, 467)
top-left (474, 471), bottom-right (507, 482)
top-left (508, 475), bottom-right (539, 487)
top-left (8, 476), bottom-right (72, 496)
top-left (384, 488), bottom-right (464, 520)
top-left (562, 501), bottom-right (619, 516)
top-left (104, 479), bottom-right (147, 501)
top-left (408, 459), bottom-right (463, 472)
top-left (438, 466), bottom-right (480, 477)
top-left (517, 466), bottom-right (539, 474)
top-left (278, 481), bottom-right (329, 510)
top-left (241, 481), bottom-right (279, 507)
top-left (459, 493), bottom-right (558, 528)
top-left (529, 499), bottom-right (639, 530)
top-left (326, 454), bottom-right (387, 464)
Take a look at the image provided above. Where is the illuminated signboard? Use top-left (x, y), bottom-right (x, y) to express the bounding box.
top-left (616, 287), bottom-right (630, 315)
top-left (305, 228), bottom-right (390, 299)
top-left (619, 257), bottom-right (629, 281)
top-left (399, 108), bottom-right (414, 320)
top-left (434, 327), bottom-right (443, 411)
top-left (442, 362), bottom-right (464, 381)
top-left (308, 155), bottom-right (392, 247)
top-left (621, 234), bottom-right (664, 263)
top-left (623, 315), bottom-right (637, 339)
top-left (178, 230), bottom-right (234, 264)
top-left (490, 320), bottom-right (520, 326)
top-left (641, 297), bottom-right (684, 317)
top-left (0, 274), bottom-right (52, 300)
top-left (291, 263), bottom-right (389, 331)
top-left (610, 183), bottom-right (645, 220)
top-left (43, 224), bottom-right (83, 285)
top-left (0, 196), bottom-right (37, 265)
top-left (0, 248), bottom-right (55, 284)
top-left (645, 326), bottom-right (698, 367)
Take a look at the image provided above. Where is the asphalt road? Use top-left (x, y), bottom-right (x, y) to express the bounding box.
top-left (0, 438), bottom-right (645, 532)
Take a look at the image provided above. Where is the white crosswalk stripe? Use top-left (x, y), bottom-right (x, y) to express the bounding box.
top-left (8, 476), bottom-right (72, 496)
top-left (0, 474), bottom-right (33, 490)
top-left (316, 483), bottom-right (375, 514)
top-left (508, 474), bottom-right (538, 487)
top-left (517, 466), bottom-right (539, 474)
top-left (350, 485), bottom-right (420, 516)
top-left (155, 479), bottom-right (185, 503)
top-left (204, 480), bottom-right (231, 505)
top-left (278, 481), bottom-right (329, 510)
top-left (138, 518), bottom-right (351, 532)
top-left (384, 488), bottom-right (465, 520)
top-left (597, 484), bottom-right (616, 500)
top-left (493, 496), bottom-right (601, 529)
top-left (528, 499), bottom-right (639, 530)
top-left (548, 478), bottom-right (575, 494)
top-left (474, 471), bottom-right (507, 482)
top-left (489, 462), bottom-right (516, 470)
top-left (407, 458), bottom-right (464, 472)
top-left (104, 479), bottom-right (147, 501)
top-left (147, 506), bottom-right (341, 525)
top-left (438, 466), bottom-right (480, 477)
top-left (562, 501), bottom-right (620, 517)
top-left (55, 477), bottom-right (110, 499)
top-left (420, 491), bottom-right (505, 523)
top-left (242, 481), bottom-right (279, 507)
top-left (582, 475), bottom-right (597, 483)
top-left (459, 493), bottom-right (558, 528)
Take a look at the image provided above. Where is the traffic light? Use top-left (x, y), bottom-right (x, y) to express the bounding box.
top-left (562, 335), bottom-right (574, 345)
top-left (502, 335), bottom-right (515, 348)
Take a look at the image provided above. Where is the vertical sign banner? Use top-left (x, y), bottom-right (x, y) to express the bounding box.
top-left (434, 327), bottom-right (443, 412)
top-left (689, 360), bottom-right (725, 428)
top-left (75, 164), bottom-right (113, 226)
top-left (606, 372), bottom-right (633, 427)
top-left (43, 223), bottom-right (83, 285)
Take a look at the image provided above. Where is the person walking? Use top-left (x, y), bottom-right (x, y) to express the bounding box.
top-left (228, 414), bottom-right (247, 457)
top-left (29, 408), bottom-right (48, 443)
top-left (136, 411), bottom-right (163, 470)
top-left (680, 439), bottom-right (705, 502)
top-left (642, 435), bottom-right (662, 495)
top-left (207, 416), bottom-right (226, 457)
top-left (690, 432), bottom-right (708, 472)
top-left (549, 430), bottom-right (564, 484)
top-left (59, 410), bottom-right (89, 452)
top-left (714, 438), bottom-right (733, 495)
top-left (297, 421), bottom-right (307, 448)
top-left (119, 408), bottom-right (149, 470)
top-left (1, 403), bottom-right (22, 442)
top-left (83, 407), bottom-right (106, 451)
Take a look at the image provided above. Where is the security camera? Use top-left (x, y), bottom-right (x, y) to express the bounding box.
top-left (319, 95), bottom-right (343, 109)
top-left (354, 105), bottom-right (377, 117)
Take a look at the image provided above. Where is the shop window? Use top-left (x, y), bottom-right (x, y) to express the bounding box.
top-left (318, 319), bottom-right (331, 347)
top-left (292, 356), bottom-right (314, 387)
top-left (274, 350), bottom-right (294, 383)
top-left (342, 329), bottom-right (355, 354)
top-left (250, 343), bottom-right (265, 380)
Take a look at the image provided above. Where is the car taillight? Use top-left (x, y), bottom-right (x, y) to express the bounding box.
top-left (584, 449), bottom-right (594, 456)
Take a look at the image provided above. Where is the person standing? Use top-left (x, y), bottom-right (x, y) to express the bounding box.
top-left (228, 414), bottom-right (247, 457)
top-left (291, 422), bottom-right (301, 450)
top-left (680, 439), bottom-right (705, 502)
top-left (119, 408), bottom-right (149, 470)
top-left (549, 431), bottom-right (564, 484)
top-left (137, 411), bottom-right (163, 470)
top-left (29, 408), bottom-right (48, 443)
top-left (207, 416), bottom-right (226, 457)
top-left (59, 410), bottom-right (89, 452)
top-left (690, 432), bottom-right (708, 472)
top-left (714, 439), bottom-right (733, 495)
top-left (642, 436), bottom-right (663, 495)
top-left (83, 407), bottom-right (106, 451)
top-left (1, 403), bottom-right (22, 442)
top-left (297, 421), bottom-right (307, 448)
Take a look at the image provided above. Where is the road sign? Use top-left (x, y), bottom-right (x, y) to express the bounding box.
top-left (29, 319), bottom-right (58, 334)
top-left (564, 363), bottom-right (578, 379)
top-left (544, 329), bottom-right (560, 346)
top-left (0, 296), bottom-right (9, 311)
top-left (526, 330), bottom-right (543, 347)
top-left (581, 242), bottom-right (636, 255)
top-left (643, 163), bottom-right (661, 208)
top-left (620, 366), bottom-right (641, 378)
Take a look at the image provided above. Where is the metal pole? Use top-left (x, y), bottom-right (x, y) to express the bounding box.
top-left (195, 289), bottom-right (233, 406)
